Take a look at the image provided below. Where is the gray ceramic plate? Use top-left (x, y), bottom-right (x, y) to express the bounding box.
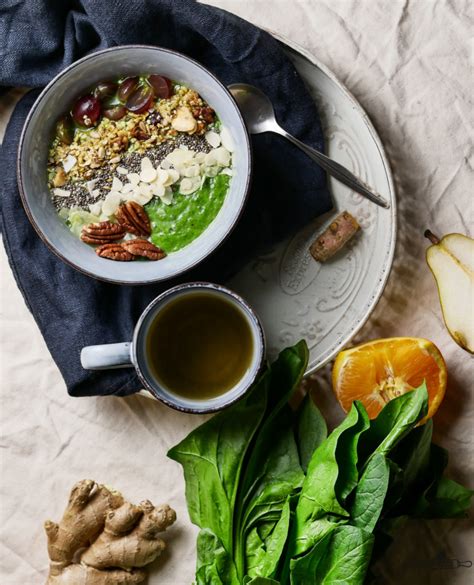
top-left (228, 34), bottom-right (397, 375)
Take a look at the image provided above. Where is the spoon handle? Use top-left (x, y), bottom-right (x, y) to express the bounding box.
top-left (274, 127), bottom-right (390, 209)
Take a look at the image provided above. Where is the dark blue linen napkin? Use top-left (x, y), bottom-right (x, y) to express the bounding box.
top-left (0, 0), bottom-right (332, 396)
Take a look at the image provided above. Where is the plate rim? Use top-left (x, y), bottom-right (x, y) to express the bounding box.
top-left (267, 30), bottom-right (398, 374)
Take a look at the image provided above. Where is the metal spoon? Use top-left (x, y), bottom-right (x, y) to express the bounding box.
top-left (229, 83), bottom-right (390, 209)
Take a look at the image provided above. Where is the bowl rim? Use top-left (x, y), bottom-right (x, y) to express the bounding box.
top-left (17, 44), bottom-right (253, 285)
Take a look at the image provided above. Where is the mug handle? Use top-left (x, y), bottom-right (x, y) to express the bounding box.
top-left (81, 342), bottom-right (133, 370)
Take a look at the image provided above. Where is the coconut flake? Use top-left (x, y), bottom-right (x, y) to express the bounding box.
top-left (91, 189), bottom-right (101, 199)
top-left (53, 188), bottom-right (71, 197)
top-left (116, 166), bottom-right (128, 175)
top-left (62, 155), bottom-right (77, 173)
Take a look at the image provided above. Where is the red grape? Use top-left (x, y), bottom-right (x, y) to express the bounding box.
top-left (117, 77), bottom-right (139, 102)
top-left (56, 115), bottom-right (75, 144)
top-left (71, 95), bottom-right (101, 127)
top-left (103, 104), bottom-right (127, 121)
top-left (94, 81), bottom-right (118, 100)
top-left (148, 75), bottom-right (172, 99)
top-left (125, 85), bottom-right (154, 114)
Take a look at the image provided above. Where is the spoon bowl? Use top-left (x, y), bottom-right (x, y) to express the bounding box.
top-left (229, 82), bottom-right (390, 209)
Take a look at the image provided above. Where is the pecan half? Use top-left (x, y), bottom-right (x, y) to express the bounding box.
top-left (81, 221), bottom-right (126, 245)
top-left (96, 243), bottom-right (134, 261)
top-left (116, 201), bottom-right (151, 236)
top-left (122, 239), bottom-right (166, 261)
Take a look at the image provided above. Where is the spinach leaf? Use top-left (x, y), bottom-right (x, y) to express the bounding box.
top-left (296, 392), bottom-right (327, 473)
top-left (235, 343), bottom-right (308, 579)
top-left (245, 499), bottom-right (291, 579)
top-left (361, 384), bottom-right (428, 460)
top-left (351, 453), bottom-right (390, 533)
top-left (401, 442), bottom-right (448, 516)
top-left (244, 577), bottom-right (281, 584)
top-left (393, 419), bottom-right (433, 491)
top-left (167, 372), bottom-right (269, 554)
top-left (290, 525), bottom-right (374, 585)
top-left (196, 529), bottom-right (239, 585)
top-left (414, 476), bottom-right (473, 518)
top-left (292, 401), bottom-right (369, 556)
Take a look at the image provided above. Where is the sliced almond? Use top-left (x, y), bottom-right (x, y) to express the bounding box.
top-left (214, 147), bottom-right (231, 167)
top-left (89, 202), bottom-right (102, 216)
top-left (52, 188), bottom-right (71, 197)
top-left (121, 182), bottom-right (134, 194)
top-left (160, 187), bottom-right (174, 206)
top-left (171, 106), bottom-right (197, 133)
top-left (166, 168), bottom-right (180, 185)
top-left (204, 166), bottom-right (219, 178)
top-left (127, 173), bottom-right (140, 186)
top-left (204, 151), bottom-right (217, 167)
top-left (180, 177), bottom-right (201, 195)
top-left (140, 157), bottom-right (157, 183)
top-left (62, 155), bottom-right (77, 173)
top-left (112, 177), bottom-right (123, 192)
top-left (150, 180), bottom-right (165, 198)
top-left (102, 191), bottom-right (122, 217)
top-left (116, 166), bottom-right (128, 175)
top-left (138, 182), bottom-right (152, 197)
top-left (220, 126), bottom-right (234, 152)
top-left (166, 148), bottom-right (195, 166)
top-left (86, 179), bottom-right (98, 194)
top-left (205, 131), bottom-right (221, 148)
top-left (183, 163), bottom-right (200, 178)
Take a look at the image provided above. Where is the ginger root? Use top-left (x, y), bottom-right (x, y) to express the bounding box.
top-left (44, 480), bottom-right (176, 585)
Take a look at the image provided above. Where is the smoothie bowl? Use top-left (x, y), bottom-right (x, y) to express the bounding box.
top-left (18, 46), bottom-right (251, 284)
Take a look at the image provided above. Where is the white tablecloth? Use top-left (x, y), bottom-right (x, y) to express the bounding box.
top-left (1, 1), bottom-right (472, 584)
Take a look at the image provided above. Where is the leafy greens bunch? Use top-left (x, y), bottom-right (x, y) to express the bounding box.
top-left (168, 341), bottom-right (472, 584)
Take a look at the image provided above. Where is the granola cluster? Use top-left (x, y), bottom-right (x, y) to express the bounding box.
top-left (47, 86), bottom-right (214, 185)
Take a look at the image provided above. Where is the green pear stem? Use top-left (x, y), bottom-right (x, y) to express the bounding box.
top-left (424, 229), bottom-right (440, 245)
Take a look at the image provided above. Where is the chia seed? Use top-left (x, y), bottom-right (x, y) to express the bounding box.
top-left (51, 134), bottom-right (211, 212)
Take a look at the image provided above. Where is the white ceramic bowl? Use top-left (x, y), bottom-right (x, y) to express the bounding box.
top-left (18, 45), bottom-right (252, 284)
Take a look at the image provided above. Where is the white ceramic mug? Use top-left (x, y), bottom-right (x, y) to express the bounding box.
top-left (81, 282), bottom-right (266, 413)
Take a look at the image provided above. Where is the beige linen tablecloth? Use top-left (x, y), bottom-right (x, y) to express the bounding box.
top-left (1, 1), bottom-right (473, 583)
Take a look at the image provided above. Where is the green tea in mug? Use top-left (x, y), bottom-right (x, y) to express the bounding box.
top-left (146, 292), bottom-right (254, 399)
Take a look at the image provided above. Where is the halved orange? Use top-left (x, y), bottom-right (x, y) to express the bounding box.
top-left (332, 337), bottom-right (447, 422)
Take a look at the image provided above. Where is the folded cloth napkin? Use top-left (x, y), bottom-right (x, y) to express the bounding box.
top-left (0, 0), bottom-right (332, 397)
